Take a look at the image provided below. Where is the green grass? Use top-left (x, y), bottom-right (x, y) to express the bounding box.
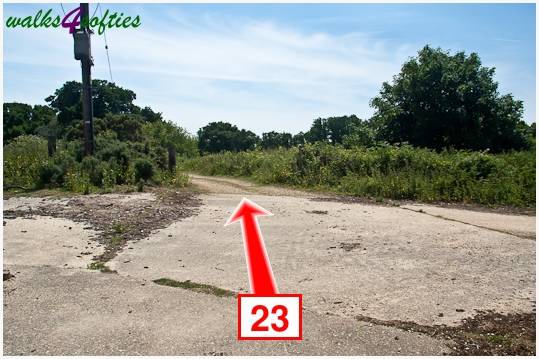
top-left (109, 235), bottom-right (124, 246)
top-left (153, 278), bottom-right (236, 297)
top-left (182, 143), bottom-right (535, 208)
top-left (87, 261), bottom-right (116, 273)
top-left (111, 223), bottom-right (128, 234)
top-left (487, 334), bottom-right (513, 346)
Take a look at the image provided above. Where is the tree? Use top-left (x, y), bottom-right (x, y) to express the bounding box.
top-left (197, 122), bottom-right (259, 153)
top-left (261, 131), bottom-right (293, 149)
top-left (91, 80), bottom-right (138, 117)
top-left (342, 122), bottom-right (376, 148)
top-left (371, 45), bottom-right (530, 152)
top-left (517, 121), bottom-right (536, 148)
top-left (99, 113), bottom-right (145, 142)
top-left (292, 132), bottom-right (306, 146)
top-left (142, 120), bottom-right (197, 171)
top-left (236, 129), bottom-right (259, 152)
top-left (3, 103), bottom-right (33, 144)
top-left (44, 81), bottom-right (83, 129)
top-left (31, 105), bottom-right (56, 127)
top-left (36, 118), bottom-right (61, 156)
top-left (46, 80), bottom-right (136, 121)
top-left (305, 115), bottom-right (363, 144)
top-left (3, 103), bottom-right (56, 145)
top-left (138, 106), bottom-right (163, 123)
top-left (44, 80), bottom-right (161, 138)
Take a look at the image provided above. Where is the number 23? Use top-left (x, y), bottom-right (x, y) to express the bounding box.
top-left (251, 304), bottom-right (289, 332)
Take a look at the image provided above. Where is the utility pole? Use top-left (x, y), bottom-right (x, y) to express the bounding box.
top-left (74, 3), bottom-right (94, 156)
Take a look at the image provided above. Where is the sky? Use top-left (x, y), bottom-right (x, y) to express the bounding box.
top-left (3, 3), bottom-right (536, 135)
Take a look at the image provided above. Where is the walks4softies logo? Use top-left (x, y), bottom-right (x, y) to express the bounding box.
top-left (5, 6), bottom-right (141, 34)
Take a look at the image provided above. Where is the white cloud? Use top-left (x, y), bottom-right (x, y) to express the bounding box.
top-left (14, 7), bottom-right (534, 136)
top-left (4, 4), bottom-right (536, 138)
top-left (1, 8), bottom-right (414, 134)
top-left (93, 13), bottom-right (413, 134)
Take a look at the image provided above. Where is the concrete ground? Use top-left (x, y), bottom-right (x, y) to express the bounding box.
top-left (3, 265), bottom-right (447, 355)
top-left (3, 174), bottom-right (536, 355)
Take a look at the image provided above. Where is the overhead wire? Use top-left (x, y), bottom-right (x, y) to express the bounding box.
top-left (60, 3), bottom-right (114, 83)
top-left (98, 3), bottom-right (114, 83)
top-left (91, 3), bottom-right (100, 19)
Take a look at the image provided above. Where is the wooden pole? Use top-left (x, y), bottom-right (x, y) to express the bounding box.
top-left (80, 3), bottom-right (94, 156)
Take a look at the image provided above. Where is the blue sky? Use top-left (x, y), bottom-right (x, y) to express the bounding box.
top-left (3, 3), bottom-right (536, 135)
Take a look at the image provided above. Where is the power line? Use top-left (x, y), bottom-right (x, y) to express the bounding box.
top-left (98, 4), bottom-right (114, 83)
top-left (91, 3), bottom-right (100, 19)
top-left (62, 3), bottom-right (114, 83)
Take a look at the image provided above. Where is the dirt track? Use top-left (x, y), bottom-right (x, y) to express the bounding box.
top-left (3, 174), bottom-right (536, 355)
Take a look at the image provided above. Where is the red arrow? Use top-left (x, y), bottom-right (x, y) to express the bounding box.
top-left (225, 198), bottom-right (278, 295)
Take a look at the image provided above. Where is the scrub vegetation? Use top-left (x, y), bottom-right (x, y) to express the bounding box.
top-left (4, 80), bottom-right (196, 193)
top-left (3, 46), bottom-right (535, 207)
top-left (185, 47), bottom-right (535, 208)
top-left (182, 144), bottom-right (535, 207)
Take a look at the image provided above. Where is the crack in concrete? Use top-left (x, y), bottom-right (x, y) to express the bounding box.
top-left (400, 207), bottom-right (535, 240)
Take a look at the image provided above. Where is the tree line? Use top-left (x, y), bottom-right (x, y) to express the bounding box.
top-left (4, 79), bottom-right (197, 191)
top-left (4, 79), bottom-right (197, 160)
top-left (197, 46), bottom-right (535, 154)
top-left (4, 45), bottom-right (536, 158)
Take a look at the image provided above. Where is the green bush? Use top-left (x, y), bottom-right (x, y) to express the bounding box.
top-left (38, 163), bottom-right (65, 187)
top-left (183, 143), bottom-right (535, 207)
top-left (81, 156), bottom-right (104, 187)
top-left (3, 135), bottom-right (49, 189)
top-left (101, 162), bottom-right (118, 188)
top-left (134, 158), bottom-right (154, 182)
top-left (137, 179), bottom-right (144, 192)
top-left (64, 169), bottom-right (92, 194)
top-left (159, 169), bottom-right (190, 188)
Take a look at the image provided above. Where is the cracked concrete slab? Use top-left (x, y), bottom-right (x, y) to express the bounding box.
top-left (2, 175), bottom-right (535, 355)
top-left (3, 265), bottom-right (450, 355)
top-left (400, 203), bottom-right (535, 239)
top-left (3, 216), bottom-right (103, 269)
top-left (110, 188), bottom-right (536, 327)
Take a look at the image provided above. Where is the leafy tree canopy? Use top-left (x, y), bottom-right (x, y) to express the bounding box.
top-left (142, 120), bottom-right (198, 157)
top-left (4, 80), bottom-right (196, 175)
top-left (371, 45), bottom-right (531, 152)
top-left (305, 115), bottom-right (364, 144)
top-left (261, 131), bottom-right (293, 149)
top-left (197, 121), bottom-right (260, 153)
top-left (3, 103), bottom-right (55, 144)
top-left (45, 80), bottom-right (162, 132)
top-left (292, 132), bottom-right (306, 146)
top-left (342, 121), bottom-right (376, 148)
